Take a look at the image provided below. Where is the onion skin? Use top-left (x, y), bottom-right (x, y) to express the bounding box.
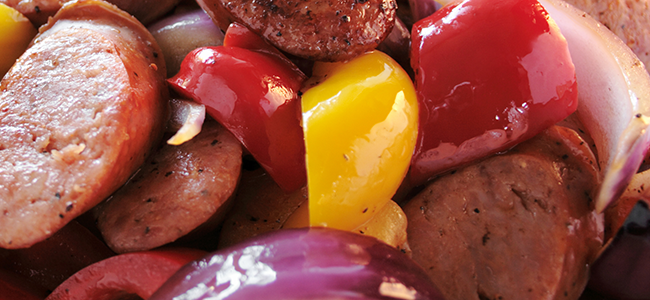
top-left (407, 0), bottom-right (442, 22)
top-left (148, 8), bottom-right (225, 78)
top-left (538, 0), bottom-right (650, 213)
top-left (149, 228), bottom-right (444, 300)
top-left (587, 201), bottom-right (650, 300)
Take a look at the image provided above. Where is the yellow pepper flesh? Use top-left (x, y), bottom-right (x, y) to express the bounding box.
top-left (0, 3), bottom-right (37, 78)
top-left (301, 51), bottom-right (418, 231)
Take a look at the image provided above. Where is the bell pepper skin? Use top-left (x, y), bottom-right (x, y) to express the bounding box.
top-left (0, 269), bottom-right (48, 300)
top-left (301, 50), bottom-right (418, 231)
top-left (0, 221), bottom-right (114, 292)
top-left (409, 0), bottom-right (578, 185)
top-left (168, 40), bottom-right (307, 192)
top-left (45, 248), bottom-right (206, 300)
top-left (0, 3), bottom-right (37, 78)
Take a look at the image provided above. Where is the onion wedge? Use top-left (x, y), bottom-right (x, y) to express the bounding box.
top-left (538, 0), bottom-right (650, 213)
top-left (166, 98), bottom-right (206, 146)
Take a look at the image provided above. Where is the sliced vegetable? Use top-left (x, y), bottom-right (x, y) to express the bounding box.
top-left (537, 0), bottom-right (650, 213)
top-left (0, 269), bottom-right (48, 300)
top-left (46, 248), bottom-right (206, 300)
top-left (168, 27), bottom-right (307, 192)
top-left (0, 221), bottom-right (114, 292)
top-left (409, 0), bottom-right (578, 185)
top-left (301, 50), bottom-right (418, 231)
top-left (166, 98), bottom-right (206, 145)
top-left (148, 7), bottom-right (225, 78)
top-left (149, 228), bottom-right (444, 300)
top-left (0, 3), bottom-right (36, 78)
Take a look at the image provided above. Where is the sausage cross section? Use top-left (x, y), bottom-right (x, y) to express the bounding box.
top-left (0, 0), bottom-right (169, 249)
top-left (197, 0), bottom-right (397, 61)
top-left (95, 120), bottom-right (242, 253)
top-left (404, 126), bottom-right (604, 300)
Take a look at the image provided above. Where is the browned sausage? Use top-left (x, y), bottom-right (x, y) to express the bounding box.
top-left (196, 0), bottom-right (397, 62)
top-left (562, 0), bottom-right (650, 72)
top-left (0, 0), bottom-right (182, 26)
top-left (403, 126), bottom-right (603, 300)
top-left (218, 167), bottom-right (307, 249)
top-left (95, 119), bottom-right (242, 253)
top-left (0, 0), bottom-right (169, 249)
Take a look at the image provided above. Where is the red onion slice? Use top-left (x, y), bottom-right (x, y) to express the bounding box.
top-left (536, 0), bottom-right (650, 213)
top-left (149, 228), bottom-right (444, 300)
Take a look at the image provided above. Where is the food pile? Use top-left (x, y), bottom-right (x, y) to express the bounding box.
top-left (0, 0), bottom-right (649, 299)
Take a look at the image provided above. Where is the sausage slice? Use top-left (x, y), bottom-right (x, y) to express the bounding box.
top-left (403, 126), bottom-right (603, 300)
top-left (0, 0), bottom-right (169, 249)
top-left (95, 120), bottom-right (242, 253)
top-left (196, 0), bottom-right (397, 61)
top-left (0, 0), bottom-right (183, 26)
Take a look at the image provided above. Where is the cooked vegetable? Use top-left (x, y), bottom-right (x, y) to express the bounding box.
top-left (148, 7), bottom-right (225, 78)
top-left (166, 98), bottom-right (206, 145)
top-left (149, 228), bottom-right (444, 300)
top-left (409, 0), bottom-right (578, 185)
top-left (0, 269), bottom-right (48, 300)
top-left (45, 248), bottom-right (206, 300)
top-left (301, 50), bottom-right (418, 231)
top-left (0, 221), bottom-right (114, 291)
top-left (168, 24), bottom-right (307, 192)
top-left (407, 0), bottom-right (441, 23)
top-left (538, 0), bottom-right (650, 213)
top-left (0, 3), bottom-right (36, 78)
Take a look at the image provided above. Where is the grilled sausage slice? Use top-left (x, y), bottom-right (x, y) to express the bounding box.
top-left (95, 120), bottom-right (242, 253)
top-left (196, 0), bottom-right (397, 62)
top-left (0, 0), bottom-right (183, 26)
top-left (0, 0), bottom-right (169, 249)
top-left (403, 126), bottom-right (603, 300)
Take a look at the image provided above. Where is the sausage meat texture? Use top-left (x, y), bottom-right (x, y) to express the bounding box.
top-left (95, 120), bottom-right (243, 254)
top-left (404, 126), bottom-right (604, 300)
top-left (0, 0), bottom-right (183, 26)
top-left (0, 0), bottom-right (169, 249)
top-left (196, 0), bottom-right (397, 62)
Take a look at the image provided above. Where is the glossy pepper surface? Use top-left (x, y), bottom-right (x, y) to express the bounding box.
top-left (301, 51), bottom-right (418, 231)
top-left (0, 3), bottom-right (36, 78)
top-left (409, 0), bottom-right (578, 185)
top-left (168, 26), bottom-right (307, 192)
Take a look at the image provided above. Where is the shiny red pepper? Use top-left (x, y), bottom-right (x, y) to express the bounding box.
top-left (409, 0), bottom-right (578, 185)
top-left (45, 248), bottom-right (206, 300)
top-left (168, 25), bottom-right (307, 192)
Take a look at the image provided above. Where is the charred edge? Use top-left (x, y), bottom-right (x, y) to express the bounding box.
top-left (482, 230), bottom-right (490, 245)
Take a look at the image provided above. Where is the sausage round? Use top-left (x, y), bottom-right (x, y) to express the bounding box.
top-left (95, 120), bottom-right (242, 253)
top-left (0, 0), bottom-right (183, 26)
top-left (403, 126), bottom-right (603, 300)
top-left (196, 0), bottom-right (397, 62)
top-left (0, 0), bottom-right (169, 249)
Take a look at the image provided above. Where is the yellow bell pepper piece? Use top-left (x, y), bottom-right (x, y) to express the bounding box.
top-left (0, 3), bottom-right (37, 78)
top-left (301, 51), bottom-right (418, 231)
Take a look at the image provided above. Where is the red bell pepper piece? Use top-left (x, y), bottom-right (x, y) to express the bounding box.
top-left (169, 25), bottom-right (307, 192)
top-left (409, 0), bottom-right (578, 185)
top-left (45, 248), bottom-right (206, 300)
